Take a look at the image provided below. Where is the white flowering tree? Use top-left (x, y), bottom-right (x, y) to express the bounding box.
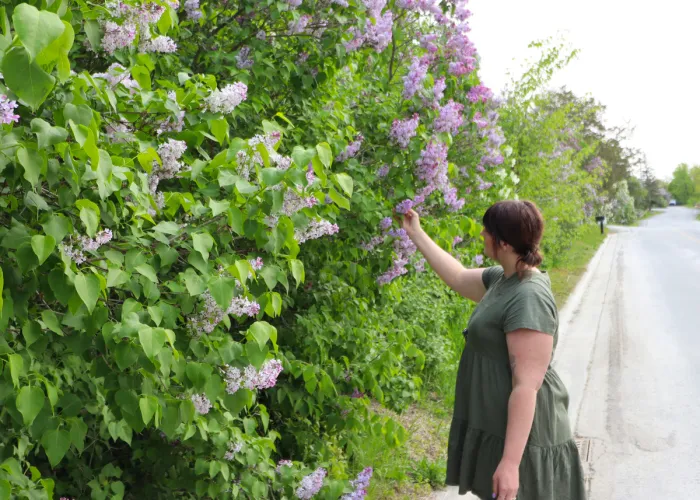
top-left (0, 0), bottom-right (512, 498)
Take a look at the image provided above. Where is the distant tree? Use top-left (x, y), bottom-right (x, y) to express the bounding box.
top-left (668, 164), bottom-right (695, 204)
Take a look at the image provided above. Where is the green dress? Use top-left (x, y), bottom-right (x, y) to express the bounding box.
top-left (446, 266), bottom-right (586, 500)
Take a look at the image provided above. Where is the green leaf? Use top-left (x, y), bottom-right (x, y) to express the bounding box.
top-left (248, 321), bottom-right (276, 349)
top-left (42, 214), bottom-right (72, 243)
top-left (40, 429), bottom-right (71, 467)
top-left (75, 199), bottom-right (100, 237)
top-left (137, 147), bottom-right (159, 174)
top-left (290, 260), bottom-right (305, 288)
top-left (107, 268), bottom-right (129, 288)
top-left (329, 188), bottom-right (350, 210)
top-left (186, 363), bottom-right (212, 390)
top-left (16, 386), bottom-right (45, 426)
top-left (291, 146), bottom-right (316, 169)
top-left (0, 267), bottom-right (3, 314)
top-left (131, 65), bottom-right (151, 90)
top-left (334, 173), bottom-right (354, 197)
top-left (70, 418), bottom-right (88, 453)
top-left (113, 343), bottom-right (139, 370)
top-left (36, 20), bottom-right (74, 83)
top-left (17, 147), bottom-right (45, 188)
top-left (245, 342), bottom-right (268, 370)
top-left (152, 221), bottom-right (180, 235)
top-left (208, 199), bottom-right (230, 216)
top-left (183, 268), bottom-right (206, 296)
top-left (139, 396), bottom-right (159, 425)
top-left (259, 266), bottom-right (278, 291)
top-left (209, 276), bottom-right (235, 309)
top-left (192, 233), bottom-right (214, 261)
top-left (8, 354), bottom-right (23, 388)
top-left (41, 310), bottom-right (63, 335)
top-left (261, 168), bottom-right (285, 187)
top-left (138, 327), bottom-right (167, 359)
top-left (222, 389), bottom-right (252, 416)
top-left (12, 4), bottom-right (64, 61)
top-left (69, 122), bottom-right (99, 170)
top-left (135, 264), bottom-right (158, 283)
top-left (22, 320), bottom-right (42, 347)
top-left (1, 46), bottom-right (55, 110)
top-left (24, 191), bottom-right (50, 211)
top-left (31, 119), bottom-right (68, 149)
top-left (31, 234), bottom-right (55, 264)
top-left (209, 118), bottom-right (229, 144)
top-left (316, 142), bottom-right (333, 168)
top-left (74, 273), bottom-right (100, 313)
top-left (0, 480), bottom-right (10, 499)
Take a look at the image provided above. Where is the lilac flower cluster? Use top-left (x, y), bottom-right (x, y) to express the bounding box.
top-left (434, 100), bottom-right (464, 134)
top-left (296, 468), bottom-right (327, 499)
top-left (191, 393), bottom-right (212, 415)
top-left (427, 77), bottom-right (446, 108)
top-left (140, 35), bottom-right (177, 53)
top-left (336, 134), bottom-right (364, 162)
top-left (236, 46), bottom-right (254, 69)
top-left (584, 157), bottom-right (603, 173)
top-left (187, 292), bottom-right (260, 337)
top-left (467, 84), bottom-right (494, 104)
top-left (149, 139), bottom-right (188, 193)
top-left (346, 11), bottom-right (393, 53)
top-left (377, 165), bottom-right (391, 178)
top-left (414, 258), bottom-right (426, 272)
top-left (224, 441), bottom-right (243, 461)
top-left (277, 460), bottom-right (293, 473)
top-left (246, 132), bottom-right (292, 171)
top-left (453, 236), bottom-right (463, 245)
top-left (184, 0), bottom-right (202, 21)
top-left (93, 63), bottom-right (140, 92)
top-left (205, 82), bottom-right (248, 114)
top-left (0, 95), bottom-right (19, 124)
top-left (402, 57), bottom-right (429, 100)
top-left (390, 114), bottom-right (419, 149)
top-left (476, 176), bottom-right (493, 191)
top-left (443, 186), bottom-right (465, 212)
top-left (341, 467), bottom-right (374, 500)
top-left (157, 92), bottom-right (185, 135)
top-left (474, 254), bottom-right (484, 266)
top-left (415, 140), bottom-right (448, 187)
top-left (295, 219), bottom-right (340, 244)
top-left (306, 165), bottom-right (316, 183)
top-left (288, 15), bottom-right (312, 34)
top-left (286, 0), bottom-right (303, 7)
top-left (101, 21), bottom-right (136, 54)
top-left (102, 1), bottom-right (177, 54)
top-left (61, 230), bottom-right (113, 264)
top-left (222, 360), bottom-right (283, 394)
top-left (282, 190), bottom-right (318, 216)
top-left (377, 228), bottom-right (418, 285)
top-left (250, 257), bottom-right (264, 271)
top-left (395, 199), bottom-right (414, 214)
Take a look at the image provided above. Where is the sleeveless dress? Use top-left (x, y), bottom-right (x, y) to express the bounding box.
top-left (445, 266), bottom-right (587, 500)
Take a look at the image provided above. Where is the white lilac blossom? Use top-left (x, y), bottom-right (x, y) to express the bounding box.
top-left (277, 460), bottom-right (293, 473)
top-left (224, 442), bottom-right (243, 460)
top-left (149, 139), bottom-right (188, 193)
top-left (0, 95), bottom-right (19, 124)
top-left (256, 30), bottom-right (267, 40)
top-left (157, 110), bottom-right (185, 135)
top-left (184, 0), bottom-right (202, 20)
top-left (93, 63), bottom-right (140, 91)
top-left (188, 292), bottom-right (260, 337)
top-left (101, 21), bottom-right (136, 54)
top-left (296, 468), bottom-right (327, 499)
top-left (236, 46), bottom-right (254, 69)
top-left (414, 258), bottom-right (426, 273)
top-left (140, 35), bottom-right (178, 53)
top-left (286, 0), bottom-right (303, 6)
top-left (191, 394), bottom-right (212, 414)
top-left (282, 190), bottom-right (318, 216)
top-left (295, 219), bottom-right (340, 244)
top-left (390, 114), bottom-right (419, 149)
top-left (62, 230), bottom-right (113, 264)
top-left (205, 82), bottom-right (248, 114)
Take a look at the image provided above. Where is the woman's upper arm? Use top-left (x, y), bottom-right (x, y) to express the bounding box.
top-left (506, 329), bottom-right (553, 390)
top-left (453, 268), bottom-right (487, 302)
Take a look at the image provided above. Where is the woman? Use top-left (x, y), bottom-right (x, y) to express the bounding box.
top-left (401, 200), bottom-right (586, 500)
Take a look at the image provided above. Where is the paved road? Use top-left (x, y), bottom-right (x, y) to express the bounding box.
top-left (573, 207), bottom-right (700, 499)
top-left (435, 207), bottom-right (700, 499)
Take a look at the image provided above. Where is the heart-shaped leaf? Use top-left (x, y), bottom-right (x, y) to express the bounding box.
top-left (1, 46), bottom-right (55, 110)
top-left (31, 234), bottom-right (56, 264)
top-left (138, 327), bottom-right (166, 359)
top-left (16, 385), bottom-right (45, 426)
top-left (40, 429), bottom-right (71, 467)
top-left (12, 4), bottom-right (64, 61)
top-left (74, 273), bottom-right (100, 313)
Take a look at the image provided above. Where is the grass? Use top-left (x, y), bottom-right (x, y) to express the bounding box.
top-left (360, 224), bottom-right (608, 499)
top-left (548, 224), bottom-right (607, 306)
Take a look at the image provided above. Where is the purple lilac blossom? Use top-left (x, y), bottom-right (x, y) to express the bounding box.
top-left (296, 468), bottom-right (327, 499)
top-left (402, 57), bottom-right (428, 100)
top-left (434, 100), bottom-right (464, 134)
top-left (0, 95), bottom-right (19, 124)
top-left (395, 199), bottom-right (414, 214)
top-left (277, 460), bottom-right (293, 472)
top-left (377, 165), bottom-right (391, 177)
top-left (474, 254), bottom-right (484, 266)
top-left (336, 134), bottom-right (364, 161)
top-left (390, 114), bottom-right (419, 149)
top-left (467, 84), bottom-right (493, 103)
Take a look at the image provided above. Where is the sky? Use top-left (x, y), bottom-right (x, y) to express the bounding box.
top-left (467, 0), bottom-right (700, 181)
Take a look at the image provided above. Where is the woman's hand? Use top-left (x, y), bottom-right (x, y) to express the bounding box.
top-left (398, 209), bottom-right (422, 239)
top-left (492, 458), bottom-right (519, 500)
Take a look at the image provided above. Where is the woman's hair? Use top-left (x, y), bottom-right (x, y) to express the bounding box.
top-left (482, 200), bottom-right (544, 269)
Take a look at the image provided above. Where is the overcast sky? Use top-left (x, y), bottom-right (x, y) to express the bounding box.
top-left (467, 0), bottom-right (699, 180)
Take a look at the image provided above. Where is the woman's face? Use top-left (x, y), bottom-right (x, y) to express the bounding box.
top-left (480, 227), bottom-right (496, 261)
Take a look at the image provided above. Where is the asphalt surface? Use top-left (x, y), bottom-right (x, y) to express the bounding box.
top-left (435, 207), bottom-right (700, 499)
